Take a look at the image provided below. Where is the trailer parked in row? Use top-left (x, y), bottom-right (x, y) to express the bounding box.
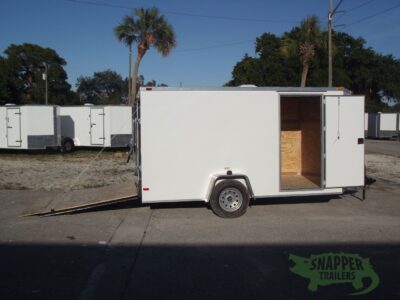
top-left (0, 105), bottom-right (60, 150)
top-left (367, 113), bottom-right (399, 139)
top-left (134, 87), bottom-right (366, 218)
top-left (59, 105), bottom-right (133, 152)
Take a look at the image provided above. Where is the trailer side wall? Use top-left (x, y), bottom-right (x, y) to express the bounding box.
top-left (140, 90), bottom-right (280, 202)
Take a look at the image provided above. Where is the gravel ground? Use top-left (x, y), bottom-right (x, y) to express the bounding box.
top-left (366, 153), bottom-right (400, 184)
top-left (0, 151), bottom-right (135, 191)
top-left (0, 148), bottom-right (398, 191)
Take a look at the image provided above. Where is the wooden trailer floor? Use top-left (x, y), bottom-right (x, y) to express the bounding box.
top-left (281, 175), bottom-right (320, 190)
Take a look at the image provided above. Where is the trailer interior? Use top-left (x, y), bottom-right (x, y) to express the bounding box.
top-left (280, 96), bottom-right (322, 190)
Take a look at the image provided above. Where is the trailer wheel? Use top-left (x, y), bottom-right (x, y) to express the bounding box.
top-left (62, 138), bottom-right (74, 153)
top-left (210, 180), bottom-right (249, 218)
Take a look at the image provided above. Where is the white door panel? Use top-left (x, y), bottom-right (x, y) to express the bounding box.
top-left (6, 108), bottom-right (21, 147)
top-left (90, 108), bottom-right (105, 145)
top-left (325, 96), bottom-right (364, 187)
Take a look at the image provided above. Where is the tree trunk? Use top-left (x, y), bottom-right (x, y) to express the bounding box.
top-left (128, 45), bottom-right (132, 105)
top-left (300, 62), bottom-right (309, 87)
top-left (130, 53), bottom-right (143, 106)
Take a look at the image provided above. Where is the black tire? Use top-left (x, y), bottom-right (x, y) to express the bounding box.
top-left (62, 138), bottom-right (74, 153)
top-left (210, 180), bottom-right (249, 218)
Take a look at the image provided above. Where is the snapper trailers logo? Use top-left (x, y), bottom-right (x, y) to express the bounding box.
top-left (289, 252), bottom-right (379, 295)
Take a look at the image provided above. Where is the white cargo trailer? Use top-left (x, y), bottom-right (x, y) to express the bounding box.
top-left (0, 105), bottom-right (60, 150)
top-left (134, 87), bottom-right (366, 217)
top-left (59, 105), bottom-right (133, 151)
top-left (367, 113), bottom-right (399, 139)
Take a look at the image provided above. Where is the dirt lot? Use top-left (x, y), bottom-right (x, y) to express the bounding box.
top-left (0, 150), bottom-right (135, 191)
top-left (366, 153), bottom-right (400, 184)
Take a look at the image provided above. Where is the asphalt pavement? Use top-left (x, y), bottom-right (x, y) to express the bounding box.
top-left (0, 139), bottom-right (399, 300)
top-left (365, 139), bottom-right (400, 156)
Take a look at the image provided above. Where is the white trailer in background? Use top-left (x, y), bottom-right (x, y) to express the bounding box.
top-left (367, 113), bottom-right (399, 139)
top-left (0, 105), bottom-right (60, 150)
top-left (134, 87), bottom-right (366, 218)
top-left (59, 105), bottom-right (132, 151)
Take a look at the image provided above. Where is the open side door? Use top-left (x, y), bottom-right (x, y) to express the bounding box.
top-left (6, 107), bottom-right (22, 147)
top-left (324, 95), bottom-right (365, 188)
top-left (90, 108), bottom-right (105, 145)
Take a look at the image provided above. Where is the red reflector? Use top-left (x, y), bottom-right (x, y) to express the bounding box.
top-left (146, 87), bottom-right (152, 91)
top-left (143, 187), bottom-right (150, 191)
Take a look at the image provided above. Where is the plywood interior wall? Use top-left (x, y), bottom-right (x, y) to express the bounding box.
top-left (300, 99), bottom-right (321, 176)
top-left (280, 97), bottom-right (321, 177)
top-left (281, 100), bottom-right (301, 174)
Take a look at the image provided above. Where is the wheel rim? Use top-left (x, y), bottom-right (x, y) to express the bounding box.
top-left (65, 142), bottom-right (72, 151)
top-left (218, 187), bottom-right (243, 212)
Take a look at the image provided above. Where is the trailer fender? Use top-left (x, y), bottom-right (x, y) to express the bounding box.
top-left (206, 173), bottom-right (254, 202)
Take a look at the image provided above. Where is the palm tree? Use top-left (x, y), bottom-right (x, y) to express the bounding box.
top-left (282, 16), bottom-right (322, 87)
top-left (115, 7), bottom-right (176, 106)
top-left (114, 16), bottom-right (137, 104)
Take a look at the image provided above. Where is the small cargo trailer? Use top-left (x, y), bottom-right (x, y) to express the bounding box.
top-left (134, 87), bottom-right (366, 218)
top-left (367, 113), bottom-right (399, 139)
top-left (0, 105), bottom-right (60, 150)
top-left (59, 105), bottom-right (133, 151)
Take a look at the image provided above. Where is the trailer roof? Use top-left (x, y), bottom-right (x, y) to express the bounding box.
top-left (0, 104), bottom-right (58, 107)
top-left (140, 86), bottom-right (351, 93)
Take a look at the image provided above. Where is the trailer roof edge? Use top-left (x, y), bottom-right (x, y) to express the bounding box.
top-left (140, 86), bottom-right (351, 94)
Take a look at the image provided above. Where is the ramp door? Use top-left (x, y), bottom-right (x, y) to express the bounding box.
top-left (6, 107), bottom-right (22, 147)
top-left (324, 95), bottom-right (365, 188)
top-left (90, 108), bottom-right (105, 145)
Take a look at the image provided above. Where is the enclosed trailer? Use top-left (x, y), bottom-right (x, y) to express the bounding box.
top-left (134, 87), bottom-right (365, 217)
top-left (59, 105), bottom-right (133, 150)
top-left (0, 105), bottom-right (60, 150)
top-left (367, 113), bottom-right (399, 139)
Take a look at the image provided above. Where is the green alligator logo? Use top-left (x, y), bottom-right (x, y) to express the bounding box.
top-left (289, 252), bottom-right (379, 295)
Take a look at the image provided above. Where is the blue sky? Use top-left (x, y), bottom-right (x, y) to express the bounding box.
top-left (1, 0), bottom-right (399, 89)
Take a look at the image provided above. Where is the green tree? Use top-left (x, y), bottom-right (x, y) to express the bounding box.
top-left (114, 16), bottom-right (137, 104)
top-left (282, 15), bottom-right (322, 87)
top-left (76, 70), bottom-right (128, 105)
top-left (144, 79), bottom-right (168, 87)
top-left (0, 43), bottom-right (74, 105)
top-left (226, 33), bottom-right (293, 87)
top-left (114, 7), bottom-right (176, 106)
top-left (227, 24), bottom-right (400, 111)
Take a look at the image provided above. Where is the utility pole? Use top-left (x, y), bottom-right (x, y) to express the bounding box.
top-left (128, 46), bottom-right (132, 105)
top-left (42, 63), bottom-right (48, 105)
top-left (328, 0), bottom-right (333, 87)
top-left (328, 0), bottom-right (343, 87)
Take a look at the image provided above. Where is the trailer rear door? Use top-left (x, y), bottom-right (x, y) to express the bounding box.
top-left (6, 107), bottom-right (22, 147)
top-left (324, 95), bottom-right (364, 188)
top-left (90, 108), bottom-right (105, 145)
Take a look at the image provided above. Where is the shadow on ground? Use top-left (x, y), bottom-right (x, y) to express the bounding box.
top-left (0, 242), bottom-right (398, 300)
top-left (72, 194), bottom-right (339, 215)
